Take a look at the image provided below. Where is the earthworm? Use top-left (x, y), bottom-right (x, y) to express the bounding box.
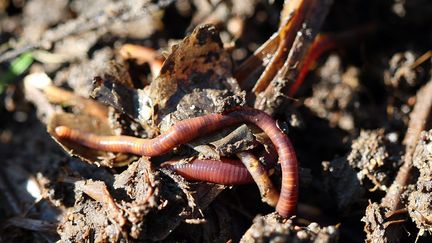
top-left (161, 158), bottom-right (253, 185)
top-left (54, 106), bottom-right (298, 217)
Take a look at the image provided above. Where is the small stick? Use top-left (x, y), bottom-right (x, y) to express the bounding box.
top-left (382, 80), bottom-right (432, 210)
top-left (234, 0), bottom-right (307, 90)
top-left (234, 33), bottom-right (280, 88)
top-left (0, 1), bottom-right (174, 63)
top-left (376, 80), bottom-right (432, 241)
top-left (255, 0), bottom-right (333, 115)
top-left (43, 85), bottom-right (108, 121)
top-left (236, 151), bottom-right (280, 207)
top-left (383, 219), bottom-right (406, 228)
top-left (252, 0), bottom-right (311, 94)
top-left (410, 50), bottom-right (432, 69)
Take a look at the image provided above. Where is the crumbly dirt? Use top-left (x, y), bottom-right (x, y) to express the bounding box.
top-left (408, 130), bottom-right (432, 236)
top-left (1, 0), bottom-right (432, 242)
top-left (240, 213), bottom-right (339, 243)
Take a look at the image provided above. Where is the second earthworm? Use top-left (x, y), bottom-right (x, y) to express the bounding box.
top-left (161, 158), bottom-right (253, 185)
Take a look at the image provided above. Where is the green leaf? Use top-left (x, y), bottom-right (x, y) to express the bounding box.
top-left (0, 52), bottom-right (34, 94)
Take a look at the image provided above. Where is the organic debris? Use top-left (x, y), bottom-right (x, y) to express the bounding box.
top-left (1, 0), bottom-right (432, 242)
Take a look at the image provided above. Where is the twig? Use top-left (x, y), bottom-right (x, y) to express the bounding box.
top-left (410, 50), bottom-right (432, 69)
top-left (376, 80), bottom-right (432, 242)
top-left (381, 80), bottom-right (432, 210)
top-left (0, 0), bottom-right (174, 63)
top-left (236, 151), bottom-right (280, 207)
top-left (252, 0), bottom-right (309, 94)
top-left (254, 0), bottom-right (333, 115)
top-left (234, 0), bottom-right (306, 93)
top-left (234, 32), bottom-right (280, 90)
top-left (0, 45), bottom-right (36, 64)
top-left (43, 85), bottom-right (108, 121)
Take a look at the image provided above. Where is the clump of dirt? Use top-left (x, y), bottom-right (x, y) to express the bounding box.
top-left (347, 129), bottom-right (402, 190)
top-left (241, 213), bottom-right (339, 242)
top-left (304, 56), bottom-right (362, 131)
top-left (408, 130), bottom-right (432, 236)
top-left (384, 51), bottom-right (429, 90)
top-left (1, 0), bottom-right (432, 242)
top-left (322, 129), bottom-right (401, 212)
top-left (58, 158), bottom-right (203, 241)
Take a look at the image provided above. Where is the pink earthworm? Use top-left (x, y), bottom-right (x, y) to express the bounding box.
top-left (161, 158), bottom-right (253, 185)
top-left (54, 106), bottom-right (298, 217)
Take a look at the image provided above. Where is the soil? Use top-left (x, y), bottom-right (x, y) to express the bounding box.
top-left (0, 0), bottom-right (431, 242)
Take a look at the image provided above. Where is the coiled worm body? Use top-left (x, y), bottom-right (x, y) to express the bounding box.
top-left (54, 107), bottom-right (298, 217)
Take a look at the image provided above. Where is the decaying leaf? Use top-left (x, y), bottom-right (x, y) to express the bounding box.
top-left (149, 24), bottom-right (244, 128)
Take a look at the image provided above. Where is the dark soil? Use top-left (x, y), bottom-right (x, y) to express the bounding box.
top-left (0, 0), bottom-right (431, 242)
